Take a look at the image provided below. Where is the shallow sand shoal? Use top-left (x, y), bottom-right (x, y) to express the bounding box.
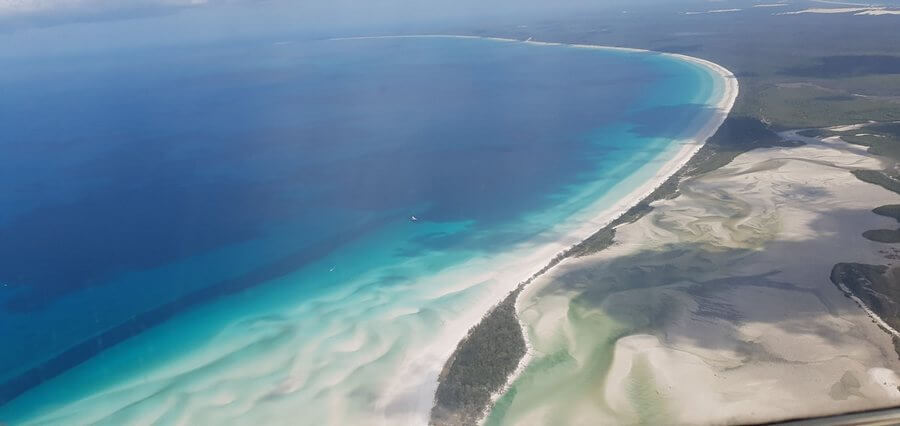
top-left (352, 35), bottom-right (739, 425)
top-left (0, 36), bottom-right (736, 426)
top-left (495, 132), bottom-right (900, 425)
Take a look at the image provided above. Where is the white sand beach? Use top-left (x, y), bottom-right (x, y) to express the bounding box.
top-left (4, 36), bottom-right (737, 426)
top-left (495, 129), bottom-right (900, 424)
top-left (338, 35), bottom-right (739, 425)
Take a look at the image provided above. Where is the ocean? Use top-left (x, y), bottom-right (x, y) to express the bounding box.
top-left (0, 36), bottom-right (721, 424)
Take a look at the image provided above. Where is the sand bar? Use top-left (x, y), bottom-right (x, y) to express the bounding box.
top-left (329, 35), bottom-right (739, 424)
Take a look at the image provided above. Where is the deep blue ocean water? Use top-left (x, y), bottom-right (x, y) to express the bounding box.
top-left (0, 36), bottom-right (717, 422)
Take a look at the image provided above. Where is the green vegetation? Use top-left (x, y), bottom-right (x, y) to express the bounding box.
top-left (864, 204), bottom-right (900, 244)
top-left (430, 115), bottom-right (801, 424)
top-left (684, 116), bottom-right (799, 176)
top-left (750, 86), bottom-right (900, 129)
top-left (863, 229), bottom-right (900, 244)
top-left (570, 117), bottom-right (791, 258)
top-left (843, 135), bottom-right (900, 161)
top-left (431, 289), bottom-right (526, 426)
top-left (836, 126), bottom-right (900, 244)
top-left (437, 8), bottom-right (900, 423)
top-left (831, 263), bottom-right (900, 340)
top-left (839, 123), bottom-right (900, 162)
top-left (795, 122), bottom-right (900, 164)
top-left (874, 205), bottom-right (900, 222)
top-left (477, 6), bottom-right (900, 132)
top-left (817, 75), bottom-right (900, 98)
top-left (852, 170), bottom-right (900, 195)
top-left (567, 227), bottom-right (617, 258)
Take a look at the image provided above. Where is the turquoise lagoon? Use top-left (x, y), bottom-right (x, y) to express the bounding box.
top-left (0, 36), bottom-right (724, 424)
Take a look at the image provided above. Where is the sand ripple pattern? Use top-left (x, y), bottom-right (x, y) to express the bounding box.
top-left (495, 132), bottom-right (900, 425)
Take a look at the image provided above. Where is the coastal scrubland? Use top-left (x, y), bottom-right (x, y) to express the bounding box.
top-left (430, 116), bottom-right (805, 424)
top-left (431, 290), bottom-right (526, 426)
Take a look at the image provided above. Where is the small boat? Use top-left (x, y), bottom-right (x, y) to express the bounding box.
top-left (525, 37), bottom-right (533, 42)
top-left (410, 215), bottom-right (419, 222)
top-left (329, 266), bottom-right (336, 272)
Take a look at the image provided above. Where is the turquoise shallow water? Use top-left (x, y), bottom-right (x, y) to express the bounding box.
top-left (0, 36), bottom-right (719, 423)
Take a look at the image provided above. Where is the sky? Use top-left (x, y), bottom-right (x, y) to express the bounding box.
top-left (3, 0), bottom-right (899, 57)
top-left (3, 0), bottom-right (900, 30)
top-left (0, 0), bottom-right (559, 55)
top-left (0, 0), bottom-right (647, 57)
top-left (0, 0), bottom-right (614, 32)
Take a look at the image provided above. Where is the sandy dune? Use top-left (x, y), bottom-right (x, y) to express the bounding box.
top-left (495, 132), bottom-right (900, 425)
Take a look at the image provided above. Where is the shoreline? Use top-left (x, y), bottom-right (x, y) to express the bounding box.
top-left (502, 42), bottom-right (737, 424)
top-left (786, 129), bottom-right (900, 341)
top-left (494, 124), bottom-right (900, 424)
top-left (343, 35), bottom-right (740, 424)
top-left (0, 34), bottom-right (738, 426)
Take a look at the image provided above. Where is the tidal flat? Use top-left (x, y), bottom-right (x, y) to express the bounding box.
top-left (485, 128), bottom-right (900, 425)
